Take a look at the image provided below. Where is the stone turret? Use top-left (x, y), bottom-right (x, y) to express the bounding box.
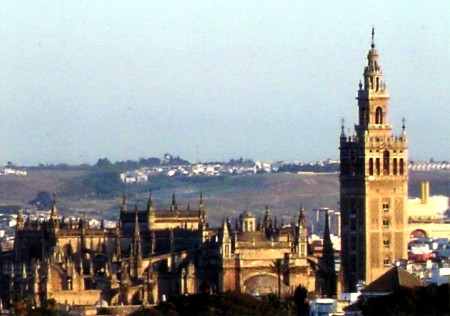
top-left (130, 210), bottom-right (142, 278)
top-left (147, 191), bottom-right (155, 229)
top-left (295, 205), bottom-right (308, 257)
top-left (16, 209), bottom-right (24, 231)
top-left (221, 220), bottom-right (232, 258)
top-left (49, 198), bottom-right (59, 231)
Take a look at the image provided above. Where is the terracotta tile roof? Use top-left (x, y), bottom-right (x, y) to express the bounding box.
top-left (362, 266), bottom-right (426, 293)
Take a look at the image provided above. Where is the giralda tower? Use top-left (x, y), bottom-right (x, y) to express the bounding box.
top-left (339, 29), bottom-right (408, 292)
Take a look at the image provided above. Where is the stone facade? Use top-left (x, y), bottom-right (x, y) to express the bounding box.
top-left (339, 29), bottom-right (408, 292)
top-left (219, 208), bottom-right (315, 296)
top-left (0, 194), bottom-right (314, 309)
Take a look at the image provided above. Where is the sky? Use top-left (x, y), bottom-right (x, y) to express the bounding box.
top-left (0, 1), bottom-right (449, 166)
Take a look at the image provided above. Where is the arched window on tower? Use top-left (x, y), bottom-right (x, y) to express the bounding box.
top-left (393, 158), bottom-right (398, 175)
top-left (369, 158), bottom-right (374, 176)
top-left (360, 108), bottom-right (368, 126)
top-left (375, 107), bottom-right (383, 124)
top-left (383, 150), bottom-right (390, 175)
top-left (399, 158), bottom-right (404, 175)
top-left (376, 158), bottom-right (381, 175)
top-left (350, 151), bottom-right (356, 176)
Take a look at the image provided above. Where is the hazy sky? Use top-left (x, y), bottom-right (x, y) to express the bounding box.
top-left (1, 1), bottom-right (449, 166)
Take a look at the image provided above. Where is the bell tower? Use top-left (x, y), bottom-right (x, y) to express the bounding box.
top-left (339, 29), bottom-right (408, 292)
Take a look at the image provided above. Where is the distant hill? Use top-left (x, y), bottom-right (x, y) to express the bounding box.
top-left (0, 170), bottom-right (448, 229)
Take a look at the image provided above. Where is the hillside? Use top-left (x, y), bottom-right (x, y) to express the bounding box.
top-left (0, 170), bottom-right (448, 228)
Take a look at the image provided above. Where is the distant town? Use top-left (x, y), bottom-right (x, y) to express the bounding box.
top-left (2, 153), bottom-right (448, 185)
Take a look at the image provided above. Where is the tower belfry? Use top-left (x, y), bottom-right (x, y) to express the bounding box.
top-left (339, 29), bottom-right (408, 292)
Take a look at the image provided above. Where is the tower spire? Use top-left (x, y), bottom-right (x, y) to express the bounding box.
top-left (50, 195), bottom-right (58, 220)
top-left (340, 118), bottom-right (346, 138)
top-left (371, 26), bottom-right (375, 49)
top-left (171, 193), bottom-right (178, 211)
top-left (299, 205), bottom-right (306, 224)
top-left (318, 210), bottom-right (336, 297)
top-left (134, 209), bottom-right (140, 238)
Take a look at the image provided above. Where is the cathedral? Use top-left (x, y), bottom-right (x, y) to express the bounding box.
top-left (339, 29), bottom-right (408, 292)
top-left (0, 194), bottom-right (316, 309)
top-left (2, 28), bottom-right (433, 312)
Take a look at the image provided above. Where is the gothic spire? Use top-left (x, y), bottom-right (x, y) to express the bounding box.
top-left (16, 209), bottom-right (24, 231)
top-left (50, 195), bottom-right (58, 220)
top-left (170, 193), bottom-right (178, 211)
top-left (134, 209), bottom-right (140, 238)
top-left (319, 209), bottom-right (336, 297)
top-left (298, 204), bottom-right (306, 227)
top-left (121, 193), bottom-right (127, 212)
top-left (199, 192), bottom-right (206, 219)
top-left (263, 205), bottom-right (271, 230)
top-left (114, 224), bottom-right (121, 261)
top-left (147, 191), bottom-right (153, 210)
top-left (340, 118), bottom-right (346, 138)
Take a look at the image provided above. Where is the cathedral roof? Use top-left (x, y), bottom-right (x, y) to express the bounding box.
top-left (237, 231), bottom-right (268, 242)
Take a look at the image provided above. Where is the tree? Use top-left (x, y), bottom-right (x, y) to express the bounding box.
top-left (28, 191), bottom-right (53, 210)
top-left (294, 285), bottom-right (309, 316)
top-left (31, 299), bottom-right (58, 316)
top-left (271, 259), bottom-right (290, 298)
top-left (95, 158), bottom-right (112, 169)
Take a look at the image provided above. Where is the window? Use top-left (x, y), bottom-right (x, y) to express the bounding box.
top-left (350, 217), bottom-right (356, 231)
top-left (350, 200), bottom-right (357, 231)
top-left (383, 150), bottom-right (390, 175)
top-left (350, 151), bottom-right (356, 176)
top-left (383, 257), bottom-right (391, 267)
top-left (393, 158), bottom-right (398, 175)
top-left (369, 158), bottom-right (374, 176)
top-left (376, 158), bottom-right (381, 175)
top-left (375, 107), bottom-right (383, 124)
top-left (383, 203), bottom-right (390, 213)
top-left (399, 158), bottom-right (404, 175)
top-left (382, 219), bottom-right (390, 229)
top-left (360, 108), bottom-right (368, 126)
top-left (383, 238), bottom-right (390, 248)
